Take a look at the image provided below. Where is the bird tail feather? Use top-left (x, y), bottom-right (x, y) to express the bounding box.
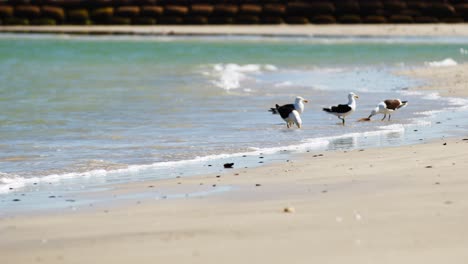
top-left (398, 101), bottom-right (408, 109)
top-left (269, 104), bottom-right (281, 114)
top-left (322, 108), bottom-right (331, 112)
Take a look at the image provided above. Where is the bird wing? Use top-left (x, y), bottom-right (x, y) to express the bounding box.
top-left (384, 99), bottom-right (402, 110)
top-left (276, 104), bottom-right (296, 119)
top-left (330, 104), bottom-right (352, 113)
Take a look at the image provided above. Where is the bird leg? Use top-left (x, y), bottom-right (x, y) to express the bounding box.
top-left (339, 116), bottom-right (345, 125)
top-left (381, 114), bottom-right (386, 121)
top-left (388, 114), bottom-right (391, 121)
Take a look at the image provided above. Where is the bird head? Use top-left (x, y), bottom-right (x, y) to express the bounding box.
top-left (295, 96), bottom-right (309, 103)
top-left (368, 107), bottom-right (378, 119)
top-left (348, 92), bottom-right (359, 100)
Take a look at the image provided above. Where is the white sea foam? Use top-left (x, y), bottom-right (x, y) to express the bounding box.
top-left (0, 173), bottom-right (27, 193)
top-left (208, 63), bottom-right (278, 90)
top-left (399, 90), bottom-right (424, 96)
top-left (0, 111), bottom-right (447, 195)
top-left (376, 124), bottom-right (406, 132)
top-left (0, 137), bottom-right (329, 194)
top-left (425, 58), bottom-right (458, 67)
top-left (274, 81), bottom-right (293, 87)
top-left (446, 97), bottom-right (468, 107)
top-left (422, 92), bottom-right (441, 100)
top-left (460, 48), bottom-right (468, 55)
top-left (414, 110), bottom-right (444, 117)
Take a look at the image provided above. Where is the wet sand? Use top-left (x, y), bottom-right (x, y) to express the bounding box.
top-left (403, 63), bottom-right (468, 97)
top-left (1, 26), bottom-right (468, 264)
top-left (1, 136), bottom-right (468, 264)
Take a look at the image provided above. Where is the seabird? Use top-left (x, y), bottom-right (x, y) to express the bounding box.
top-left (323, 92), bottom-right (359, 125)
top-left (368, 99), bottom-right (408, 121)
top-left (269, 96), bottom-right (309, 128)
top-left (269, 96), bottom-right (308, 115)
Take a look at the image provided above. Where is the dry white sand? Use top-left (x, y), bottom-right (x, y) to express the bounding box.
top-left (2, 24), bottom-right (468, 37)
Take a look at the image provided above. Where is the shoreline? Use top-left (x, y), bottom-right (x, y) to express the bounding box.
top-left (2, 137), bottom-right (468, 263)
top-left (2, 26), bottom-right (468, 263)
top-left (2, 24), bottom-right (468, 37)
top-left (403, 63), bottom-right (468, 97)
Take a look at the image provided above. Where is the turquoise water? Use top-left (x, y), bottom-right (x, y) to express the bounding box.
top-left (1, 34), bottom-right (468, 211)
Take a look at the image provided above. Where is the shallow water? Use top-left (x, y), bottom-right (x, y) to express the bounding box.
top-left (1, 34), bottom-right (468, 212)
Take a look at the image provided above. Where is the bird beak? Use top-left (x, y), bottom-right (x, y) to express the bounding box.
top-left (303, 100), bottom-right (309, 103)
top-left (354, 95), bottom-right (359, 99)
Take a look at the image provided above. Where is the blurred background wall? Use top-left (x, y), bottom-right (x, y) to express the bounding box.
top-left (0, 0), bottom-right (467, 26)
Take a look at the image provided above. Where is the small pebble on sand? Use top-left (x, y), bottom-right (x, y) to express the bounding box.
top-left (283, 207), bottom-right (295, 213)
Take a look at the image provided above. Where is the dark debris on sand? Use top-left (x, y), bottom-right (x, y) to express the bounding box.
top-left (224, 163), bottom-right (234, 168)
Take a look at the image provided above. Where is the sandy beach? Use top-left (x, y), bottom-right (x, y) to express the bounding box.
top-left (2, 136), bottom-right (467, 264)
top-left (1, 26), bottom-right (468, 263)
top-left (403, 63), bottom-right (468, 97)
top-left (3, 24), bottom-right (468, 37)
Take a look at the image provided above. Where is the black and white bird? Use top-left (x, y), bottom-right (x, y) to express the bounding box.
top-left (323, 92), bottom-right (359, 125)
top-left (269, 96), bottom-right (309, 128)
top-left (368, 99), bottom-right (408, 121)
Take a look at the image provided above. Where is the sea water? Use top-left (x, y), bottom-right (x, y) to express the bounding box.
top-left (1, 34), bottom-right (468, 212)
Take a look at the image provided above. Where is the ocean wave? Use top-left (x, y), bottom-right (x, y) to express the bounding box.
top-left (399, 90), bottom-right (424, 96)
top-left (274, 81), bottom-right (293, 88)
top-left (0, 139), bottom-right (326, 194)
top-left (422, 92), bottom-right (441, 100)
top-left (0, 124), bottom-right (419, 194)
top-left (1, 96), bottom-right (461, 195)
top-left (425, 58), bottom-right (458, 67)
top-left (414, 110), bottom-right (444, 117)
top-left (205, 63), bottom-right (278, 91)
top-left (446, 97), bottom-right (468, 108)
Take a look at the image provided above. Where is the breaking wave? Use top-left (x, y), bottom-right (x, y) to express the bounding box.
top-left (203, 63), bottom-right (278, 91)
top-left (425, 58), bottom-right (458, 67)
